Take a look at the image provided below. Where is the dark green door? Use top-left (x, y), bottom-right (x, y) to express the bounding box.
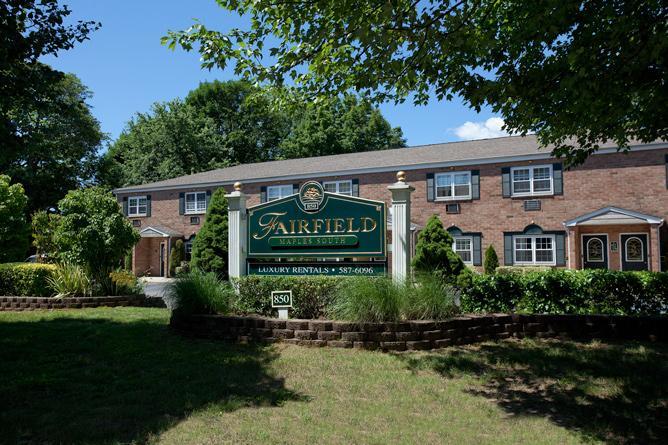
top-left (582, 235), bottom-right (608, 269)
top-left (621, 234), bottom-right (648, 271)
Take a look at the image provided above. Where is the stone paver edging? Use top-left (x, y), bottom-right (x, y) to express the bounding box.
top-left (0, 295), bottom-right (165, 311)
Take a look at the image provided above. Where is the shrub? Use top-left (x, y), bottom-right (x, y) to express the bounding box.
top-left (191, 188), bottom-right (228, 278)
top-left (403, 274), bottom-right (459, 320)
top-left (460, 272), bottom-right (523, 313)
top-left (169, 239), bottom-right (185, 276)
top-left (412, 215), bottom-right (464, 282)
top-left (635, 271), bottom-right (668, 314)
top-left (0, 263), bottom-right (57, 297)
top-left (483, 244), bottom-right (499, 274)
top-left (31, 210), bottom-right (61, 262)
top-left (0, 175), bottom-right (30, 262)
top-left (233, 275), bottom-right (341, 319)
top-left (328, 277), bottom-right (404, 322)
top-left (167, 270), bottom-right (232, 316)
top-left (495, 266), bottom-right (553, 275)
top-left (109, 270), bottom-right (143, 296)
top-left (580, 269), bottom-right (642, 315)
top-left (48, 263), bottom-right (92, 298)
top-left (517, 270), bottom-right (586, 314)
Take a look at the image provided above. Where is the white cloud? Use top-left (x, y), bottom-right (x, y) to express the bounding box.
top-left (453, 117), bottom-right (515, 140)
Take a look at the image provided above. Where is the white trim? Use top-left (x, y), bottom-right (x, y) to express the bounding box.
top-left (113, 142), bottom-right (668, 194)
top-left (510, 164), bottom-right (553, 197)
top-left (139, 226), bottom-right (171, 238)
top-left (266, 184), bottom-right (294, 201)
top-left (565, 206), bottom-right (664, 227)
top-left (322, 179), bottom-right (353, 196)
top-left (184, 191), bottom-right (207, 215)
top-left (580, 233), bottom-right (610, 269)
top-left (513, 234), bottom-right (557, 266)
top-left (434, 171), bottom-right (472, 201)
top-left (584, 235), bottom-right (607, 263)
top-left (619, 232), bottom-right (650, 271)
top-left (452, 236), bottom-right (474, 265)
top-left (128, 195), bottom-right (148, 217)
top-left (624, 236), bottom-right (645, 262)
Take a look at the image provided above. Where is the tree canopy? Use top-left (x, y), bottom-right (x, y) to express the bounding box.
top-left (103, 80), bottom-right (405, 187)
top-left (164, 0), bottom-right (667, 166)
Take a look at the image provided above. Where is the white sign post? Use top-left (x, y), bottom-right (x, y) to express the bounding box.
top-left (388, 171), bottom-right (414, 282)
top-left (226, 182), bottom-right (247, 279)
top-left (271, 290), bottom-right (293, 319)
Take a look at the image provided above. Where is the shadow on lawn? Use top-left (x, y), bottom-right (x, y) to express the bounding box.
top-left (398, 339), bottom-right (668, 444)
top-left (0, 313), bottom-right (307, 444)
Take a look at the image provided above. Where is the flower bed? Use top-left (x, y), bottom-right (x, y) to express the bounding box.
top-left (170, 313), bottom-right (668, 351)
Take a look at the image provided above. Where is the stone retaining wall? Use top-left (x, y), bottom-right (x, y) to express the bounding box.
top-left (171, 313), bottom-right (668, 351)
top-left (0, 295), bottom-right (166, 311)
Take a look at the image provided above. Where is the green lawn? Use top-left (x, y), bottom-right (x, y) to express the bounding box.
top-left (0, 308), bottom-right (666, 445)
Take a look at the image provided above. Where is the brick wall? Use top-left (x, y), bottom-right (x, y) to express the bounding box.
top-left (0, 295), bottom-right (166, 311)
top-left (171, 313), bottom-right (668, 351)
top-left (118, 149), bottom-right (668, 270)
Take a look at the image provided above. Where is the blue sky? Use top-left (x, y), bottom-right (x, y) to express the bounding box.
top-left (42, 0), bottom-right (508, 147)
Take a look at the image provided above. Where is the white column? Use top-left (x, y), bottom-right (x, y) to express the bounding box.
top-left (226, 182), bottom-right (247, 279)
top-left (388, 171), bottom-right (414, 282)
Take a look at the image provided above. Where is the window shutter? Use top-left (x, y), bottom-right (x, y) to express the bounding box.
top-left (501, 167), bottom-right (511, 197)
top-left (178, 192), bottom-right (185, 215)
top-left (260, 186), bottom-right (267, 203)
top-left (503, 234), bottom-right (514, 265)
top-left (205, 190), bottom-right (212, 210)
top-left (665, 154), bottom-right (667, 189)
top-left (293, 184), bottom-right (299, 195)
top-left (426, 173), bottom-right (435, 202)
top-left (352, 179), bottom-right (359, 196)
top-left (553, 163), bottom-right (563, 195)
top-left (555, 233), bottom-right (566, 266)
top-left (472, 235), bottom-right (482, 266)
top-left (471, 170), bottom-right (480, 200)
top-left (122, 197), bottom-right (128, 216)
top-left (146, 195), bottom-right (151, 217)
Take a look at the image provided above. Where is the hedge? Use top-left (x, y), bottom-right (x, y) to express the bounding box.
top-left (461, 269), bottom-right (668, 315)
top-left (232, 276), bottom-right (342, 319)
top-left (0, 263), bottom-right (57, 297)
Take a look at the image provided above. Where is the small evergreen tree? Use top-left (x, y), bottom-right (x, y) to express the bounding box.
top-left (484, 244), bottom-right (499, 274)
top-left (191, 188), bottom-right (228, 278)
top-left (412, 215), bottom-right (464, 280)
top-left (170, 239), bottom-right (185, 276)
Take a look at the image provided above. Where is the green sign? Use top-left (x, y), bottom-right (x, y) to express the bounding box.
top-left (247, 181), bottom-right (386, 258)
top-left (271, 290), bottom-right (292, 308)
top-left (248, 262), bottom-right (387, 276)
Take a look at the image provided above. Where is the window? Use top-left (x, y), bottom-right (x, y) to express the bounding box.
top-left (185, 240), bottom-right (193, 261)
top-left (128, 196), bottom-right (147, 216)
top-left (267, 185), bottom-right (293, 201)
top-left (513, 235), bottom-right (555, 265)
top-left (511, 165), bottom-right (553, 196)
top-left (586, 238), bottom-right (604, 262)
top-left (323, 180), bottom-right (352, 196)
top-left (452, 237), bottom-right (473, 264)
top-left (185, 192), bottom-right (207, 214)
top-left (625, 237), bottom-right (644, 262)
top-left (435, 172), bottom-right (471, 200)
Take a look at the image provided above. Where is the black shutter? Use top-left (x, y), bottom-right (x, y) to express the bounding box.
top-left (146, 195), bottom-right (151, 217)
top-left (122, 196), bottom-right (128, 216)
top-left (205, 190), bottom-right (211, 210)
top-left (665, 154), bottom-right (668, 189)
top-left (503, 233), bottom-right (514, 265)
top-left (293, 184), bottom-right (299, 195)
top-left (501, 167), bottom-right (511, 197)
top-left (260, 186), bottom-right (267, 203)
top-left (426, 173), bottom-right (435, 202)
top-left (553, 163), bottom-right (563, 195)
top-left (352, 179), bottom-right (359, 196)
top-left (178, 192), bottom-right (185, 215)
top-left (555, 233), bottom-right (566, 266)
top-left (471, 170), bottom-right (480, 200)
top-left (472, 234), bottom-right (482, 266)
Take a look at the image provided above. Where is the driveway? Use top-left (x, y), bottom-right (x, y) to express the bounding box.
top-left (140, 277), bottom-right (174, 299)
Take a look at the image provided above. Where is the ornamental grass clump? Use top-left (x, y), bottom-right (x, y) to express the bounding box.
top-left (167, 270), bottom-right (233, 316)
top-left (48, 263), bottom-right (92, 298)
top-left (403, 273), bottom-right (459, 320)
top-left (329, 276), bottom-right (404, 322)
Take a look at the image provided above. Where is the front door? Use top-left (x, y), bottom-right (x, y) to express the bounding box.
top-left (582, 235), bottom-right (608, 269)
top-left (159, 242), bottom-right (166, 277)
top-left (621, 234), bottom-right (649, 271)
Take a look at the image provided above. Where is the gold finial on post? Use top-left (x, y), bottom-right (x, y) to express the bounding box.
top-left (233, 181), bottom-right (242, 192)
top-left (397, 171), bottom-right (406, 182)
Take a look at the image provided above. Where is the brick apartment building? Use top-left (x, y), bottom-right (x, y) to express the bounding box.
top-left (113, 136), bottom-right (668, 277)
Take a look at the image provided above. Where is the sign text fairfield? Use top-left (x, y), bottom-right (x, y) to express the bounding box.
top-left (247, 181), bottom-right (386, 258)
